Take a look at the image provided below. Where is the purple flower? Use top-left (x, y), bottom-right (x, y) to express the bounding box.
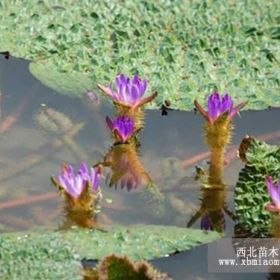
top-left (194, 92), bottom-right (247, 124)
top-left (106, 116), bottom-right (135, 143)
top-left (265, 176), bottom-right (280, 212)
top-left (54, 163), bottom-right (101, 198)
top-left (98, 74), bottom-right (157, 108)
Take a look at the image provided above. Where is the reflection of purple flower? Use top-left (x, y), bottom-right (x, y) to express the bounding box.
top-left (201, 214), bottom-right (214, 230)
top-left (106, 116), bottom-right (135, 143)
top-left (265, 176), bottom-right (280, 212)
top-left (54, 163), bottom-right (101, 198)
top-left (201, 211), bottom-right (225, 232)
top-left (194, 92), bottom-right (246, 124)
top-left (98, 74), bottom-right (157, 108)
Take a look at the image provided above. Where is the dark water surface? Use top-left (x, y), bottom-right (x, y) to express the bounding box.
top-left (0, 55), bottom-right (279, 279)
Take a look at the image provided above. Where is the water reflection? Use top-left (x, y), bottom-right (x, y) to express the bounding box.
top-left (187, 185), bottom-right (234, 233)
top-left (36, 106), bottom-right (90, 161)
top-left (187, 146), bottom-right (234, 233)
top-left (0, 56), bottom-right (280, 279)
top-left (99, 139), bottom-right (153, 191)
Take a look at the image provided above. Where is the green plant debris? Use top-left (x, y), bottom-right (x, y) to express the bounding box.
top-left (235, 139), bottom-right (280, 236)
top-left (0, 224), bottom-right (221, 279)
top-left (0, 0), bottom-right (279, 109)
top-left (85, 255), bottom-right (172, 280)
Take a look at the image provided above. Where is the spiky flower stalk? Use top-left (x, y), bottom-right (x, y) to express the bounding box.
top-left (194, 92), bottom-right (246, 186)
top-left (98, 74), bottom-right (157, 130)
top-left (51, 163), bottom-right (102, 229)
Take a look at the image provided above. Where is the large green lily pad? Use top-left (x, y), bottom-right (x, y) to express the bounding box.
top-left (235, 139), bottom-right (280, 236)
top-left (0, 224), bottom-right (221, 279)
top-left (29, 61), bottom-right (95, 98)
top-left (0, 0), bottom-right (279, 110)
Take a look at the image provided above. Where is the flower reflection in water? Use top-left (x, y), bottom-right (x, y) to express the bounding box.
top-left (99, 139), bottom-right (153, 191)
top-left (188, 185), bottom-right (233, 233)
top-left (106, 115), bottom-right (137, 144)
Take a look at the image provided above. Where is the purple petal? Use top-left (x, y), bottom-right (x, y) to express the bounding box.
top-left (63, 176), bottom-right (78, 198)
top-left (106, 116), bottom-right (114, 132)
top-left (207, 92), bottom-right (221, 122)
top-left (79, 162), bottom-right (88, 177)
top-left (220, 93), bottom-right (233, 114)
top-left (266, 176), bottom-right (280, 206)
top-left (65, 165), bottom-right (74, 177)
top-left (139, 79), bottom-right (148, 98)
top-left (266, 203), bottom-right (280, 212)
top-left (90, 167), bottom-right (100, 191)
top-left (130, 85), bottom-right (139, 103)
top-left (74, 175), bottom-right (85, 196)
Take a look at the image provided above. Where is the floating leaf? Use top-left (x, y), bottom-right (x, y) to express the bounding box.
top-left (0, 224), bottom-right (221, 279)
top-left (0, 0), bottom-right (279, 110)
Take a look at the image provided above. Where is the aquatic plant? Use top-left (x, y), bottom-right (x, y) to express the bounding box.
top-left (98, 74), bottom-right (151, 107)
top-left (98, 74), bottom-right (157, 129)
top-left (235, 138), bottom-right (280, 236)
top-left (194, 92), bottom-right (246, 186)
top-left (194, 92), bottom-right (245, 124)
top-left (51, 163), bottom-right (102, 229)
top-left (106, 115), bottom-right (136, 144)
top-left (84, 254), bottom-right (172, 280)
